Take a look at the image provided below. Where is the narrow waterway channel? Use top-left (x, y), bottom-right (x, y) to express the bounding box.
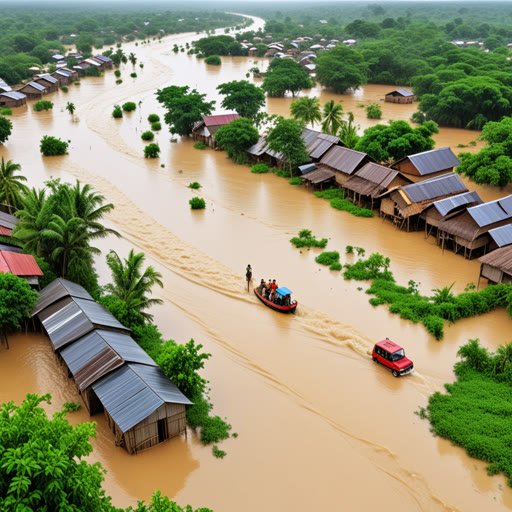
top-left (1, 14), bottom-right (512, 512)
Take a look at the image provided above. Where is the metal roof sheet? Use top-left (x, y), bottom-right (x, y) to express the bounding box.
top-left (36, 74), bottom-right (58, 84)
top-left (0, 251), bottom-right (43, 276)
top-left (0, 226), bottom-right (11, 236)
top-left (499, 195), bottom-right (512, 215)
top-left (73, 297), bottom-right (130, 332)
top-left (320, 146), bottom-right (369, 175)
top-left (203, 113), bottom-right (239, 127)
top-left (302, 167), bottom-right (335, 184)
top-left (54, 70), bottom-right (71, 77)
top-left (307, 133), bottom-right (339, 160)
top-left (32, 278), bottom-right (93, 316)
top-left (0, 211), bottom-right (18, 230)
top-left (84, 58), bottom-right (101, 66)
top-left (468, 195), bottom-right (512, 227)
top-left (479, 245), bottom-right (512, 272)
top-left (0, 78), bottom-right (12, 91)
top-left (96, 330), bottom-right (156, 366)
top-left (0, 243), bottom-right (21, 253)
top-left (404, 147), bottom-right (461, 176)
top-left (353, 162), bottom-right (399, 188)
top-left (0, 91), bottom-right (26, 100)
top-left (386, 88), bottom-right (414, 97)
top-left (24, 81), bottom-right (46, 91)
top-left (298, 163), bottom-right (316, 175)
top-left (488, 224), bottom-right (512, 248)
top-left (432, 190), bottom-right (483, 217)
top-left (402, 173), bottom-right (467, 203)
top-left (94, 54), bottom-right (112, 62)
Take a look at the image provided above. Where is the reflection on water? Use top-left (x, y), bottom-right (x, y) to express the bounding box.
top-left (1, 15), bottom-right (512, 512)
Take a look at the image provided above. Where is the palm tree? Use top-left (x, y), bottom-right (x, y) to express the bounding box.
top-left (66, 102), bottom-right (75, 116)
top-left (290, 96), bottom-right (322, 128)
top-left (105, 249), bottom-right (164, 321)
top-left (338, 112), bottom-right (360, 149)
top-left (0, 157), bottom-right (28, 214)
top-left (321, 100), bottom-right (344, 135)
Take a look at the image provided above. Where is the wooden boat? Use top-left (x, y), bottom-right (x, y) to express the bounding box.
top-left (254, 286), bottom-right (297, 314)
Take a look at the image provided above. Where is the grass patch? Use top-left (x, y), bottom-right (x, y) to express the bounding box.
top-left (315, 251), bottom-right (340, 266)
top-left (289, 177), bottom-right (303, 185)
top-left (314, 188), bottom-right (346, 200)
top-left (193, 142), bottom-right (207, 150)
top-left (251, 163), bottom-right (269, 174)
top-left (0, 108), bottom-right (12, 115)
top-left (330, 198), bottom-right (374, 217)
top-left (290, 228), bottom-right (327, 249)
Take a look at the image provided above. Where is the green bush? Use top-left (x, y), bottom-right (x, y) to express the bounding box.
top-left (315, 251), bottom-right (340, 266)
top-left (189, 197), bottom-right (206, 209)
top-left (193, 142), bottom-right (207, 150)
top-left (0, 108), bottom-right (12, 116)
top-left (151, 122), bottom-right (161, 131)
top-left (289, 177), bottom-right (303, 185)
top-left (114, 69), bottom-right (121, 78)
top-left (212, 446), bottom-right (227, 459)
top-left (141, 130), bottom-right (154, 141)
top-left (60, 86), bottom-right (68, 92)
top-left (115, 79), bottom-right (123, 85)
top-left (148, 114), bottom-right (160, 123)
top-left (205, 55), bottom-right (221, 65)
top-left (112, 105), bottom-right (123, 118)
top-left (130, 72), bottom-right (137, 78)
top-left (144, 143), bottom-right (160, 158)
top-left (366, 103), bottom-right (382, 119)
top-left (290, 229), bottom-right (328, 249)
top-left (33, 100), bottom-right (53, 112)
top-left (122, 102), bottom-right (136, 112)
top-left (314, 188), bottom-right (345, 200)
top-left (40, 135), bottom-right (68, 156)
top-left (329, 262), bottom-right (342, 271)
top-left (251, 163), bottom-right (269, 174)
top-left (330, 198), bottom-right (374, 217)
top-left (74, 81), bottom-right (80, 86)
top-left (275, 168), bottom-right (291, 178)
top-left (188, 182), bottom-right (201, 189)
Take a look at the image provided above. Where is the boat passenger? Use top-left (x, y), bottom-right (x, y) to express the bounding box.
top-left (271, 279), bottom-right (278, 290)
top-left (258, 279), bottom-right (266, 294)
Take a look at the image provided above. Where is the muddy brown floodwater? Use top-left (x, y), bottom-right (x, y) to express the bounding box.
top-left (1, 14), bottom-right (512, 512)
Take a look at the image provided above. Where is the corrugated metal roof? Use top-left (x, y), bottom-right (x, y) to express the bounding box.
top-left (0, 78), bottom-right (12, 91)
top-left (352, 162), bottom-right (399, 188)
top-left (298, 163), bottom-right (316, 174)
top-left (488, 224), bottom-right (512, 248)
top-left (73, 297), bottom-right (130, 332)
top-left (301, 167), bottom-right (335, 184)
top-left (0, 226), bottom-right (11, 236)
top-left (307, 133), bottom-right (340, 160)
top-left (386, 88), bottom-right (414, 97)
top-left (432, 190), bottom-right (483, 217)
top-left (36, 74), bottom-right (58, 84)
top-left (203, 113), bottom-right (239, 126)
top-left (404, 147), bottom-right (461, 176)
top-left (0, 251), bottom-right (42, 276)
top-left (0, 211), bottom-right (18, 230)
top-left (54, 70), bottom-right (71, 77)
top-left (31, 278), bottom-right (93, 316)
top-left (84, 58), bottom-right (101, 66)
top-left (92, 363), bottom-right (192, 433)
top-left (320, 146), bottom-right (370, 175)
top-left (97, 330), bottom-right (156, 366)
top-left (402, 173), bottom-right (467, 203)
top-left (246, 136), bottom-right (267, 156)
top-left (479, 245), bottom-right (512, 272)
top-left (499, 195), bottom-right (512, 215)
top-left (468, 195), bottom-right (512, 227)
top-left (0, 243), bottom-right (21, 253)
top-left (94, 54), bottom-right (112, 63)
top-left (0, 91), bottom-right (26, 100)
top-left (23, 81), bottom-right (46, 91)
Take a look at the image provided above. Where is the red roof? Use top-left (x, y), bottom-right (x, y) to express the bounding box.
top-left (203, 114), bottom-right (239, 127)
top-left (0, 251), bottom-right (43, 276)
top-left (0, 226), bottom-right (11, 236)
top-left (375, 339), bottom-right (402, 352)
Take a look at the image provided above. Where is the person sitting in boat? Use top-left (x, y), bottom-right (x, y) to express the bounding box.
top-left (266, 280), bottom-right (272, 298)
top-left (271, 279), bottom-right (278, 290)
top-left (258, 279), bottom-right (266, 294)
top-left (269, 288), bottom-right (277, 302)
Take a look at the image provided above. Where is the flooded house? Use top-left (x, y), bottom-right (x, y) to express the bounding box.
top-left (92, 54), bottom-right (113, 69)
top-left (385, 89), bottom-right (416, 104)
top-left (299, 162), bottom-right (336, 189)
top-left (192, 113), bottom-right (240, 148)
top-left (0, 91), bottom-right (27, 108)
top-left (488, 224), bottom-right (512, 251)
top-left (50, 69), bottom-right (73, 86)
top-left (343, 162), bottom-right (413, 209)
top-left (379, 173), bottom-right (468, 231)
top-left (437, 195), bottom-right (512, 258)
top-left (0, 78), bottom-right (11, 93)
top-left (316, 146), bottom-right (375, 186)
top-left (391, 147), bottom-right (460, 183)
top-left (17, 81), bottom-right (47, 98)
top-left (33, 74), bottom-right (59, 93)
top-left (31, 278), bottom-right (192, 454)
top-left (478, 245), bottom-right (512, 285)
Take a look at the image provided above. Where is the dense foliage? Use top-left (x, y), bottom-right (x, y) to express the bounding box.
top-left (0, 157), bottom-right (28, 214)
top-left (262, 58), bottom-right (312, 98)
top-left (217, 80), bottom-right (265, 121)
top-left (156, 85), bottom-right (215, 136)
top-left (122, 102), bottom-right (136, 112)
top-left (251, 163), bottom-right (269, 174)
top-left (314, 188), bottom-right (373, 217)
top-left (112, 105), bottom-right (123, 118)
top-left (290, 228), bottom-right (328, 248)
top-left (193, 34), bottom-right (246, 57)
top-left (423, 339), bottom-right (512, 487)
top-left (214, 118), bottom-right (259, 163)
top-left (0, 115), bottom-right (12, 144)
top-left (355, 120), bottom-right (439, 163)
top-left (290, 96), bottom-right (321, 128)
top-left (189, 197), bottom-right (206, 210)
top-left (144, 143), bottom-right (160, 158)
top-left (32, 100), bottom-right (53, 112)
top-left (39, 135), bottom-right (68, 156)
top-left (141, 130), bottom-right (154, 141)
top-left (204, 55), bottom-right (221, 65)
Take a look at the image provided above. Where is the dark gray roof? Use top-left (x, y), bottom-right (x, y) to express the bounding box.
top-left (0, 91), bottom-right (26, 100)
top-left (31, 278), bottom-right (93, 316)
top-left (95, 330), bottom-right (156, 366)
top-left (320, 146), bottom-right (369, 175)
top-left (468, 195), bottom-right (512, 227)
top-left (94, 54), bottom-right (112, 63)
top-left (36, 74), bottom-right (58, 84)
top-left (24, 81), bottom-right (46, 91)
top-left (299, 163), bottom-right (316, 175)
top-left (432, 191), bottom-right (483, 217)
top-left (92, 363), bottom-right (192, 433)
top-left (401, 147), bottom-right (461, 175)
top-left (488, 224), bottom-right (512, 248)
top-left (386, 88), bottom-right (414, 97)
top-left (402, 173), bottom-right (467, 203)
top-left (0, 211), bottom-right (19, 230)
top-left (307, 133), bottom-right (340, 160)
top-left (0, 78), bottom-right (11, 91)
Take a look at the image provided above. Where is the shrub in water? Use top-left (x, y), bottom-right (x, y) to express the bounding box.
top-left (314, 188), bottom-right (346, 200)
top-left (114, 70), bottom-right (121, 77)
top-left (112, 105), bottom-right (123, 118)
top-left (61, 86), bottom-right (68, 93)
top-left (40, 135), bottom-right (68, 156)
top-left (193, 142), bottom-right (207, 150)
top-left (151, 122), bottom-right (161, 131)
top-left (315, 251), bottom-right (340, 266)
top-left (122, 102), bottom-right (136, 112)
top-left (115, 79), bottom-right (123, 85)
top-left (0, 108), bottom-right (12, 116)
top-left (366, 103), bottom-right (382, 119)
top-left (144, 143), bottom-right (160, 158)
top-left (141, 130), bottom-right (154, 141)
top-left (205, 55), bottom-right (221, 65)
top-left (330, 198), bottom-right (374, 217)
top-left (33, 100), bottom-right (54, 112)
top-left (148, 114), bottom-right (160, 123)
top-left (289, 177), bottom-right (303, 185)
top-left (189, 182), bottom-right (201, 189)
top-left (189, 197), bottom-right (206, 209)
top-left (275, 168), bottom-right (291, 178)
top-left (212, 446), bottom-right (227, 459)
top-left (330, 262), bottom-right (342, 271)
top-left (251, 163), bottom-right (269, 174)
top-left (74, 81), bottom-right (80, 85)
top-left (290, 229), bottom-right (328, 249)
top-left (130, 72), bottom-right (137, 78)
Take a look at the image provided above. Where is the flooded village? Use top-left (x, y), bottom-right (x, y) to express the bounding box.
top-left (2, 3), bottom-right (512, 512)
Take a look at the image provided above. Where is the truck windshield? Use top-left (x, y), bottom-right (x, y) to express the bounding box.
top-left (392, 349), bottom-right (405, 361)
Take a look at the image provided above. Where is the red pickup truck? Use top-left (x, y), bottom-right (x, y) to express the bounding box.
top-left (372, 338), bottom-right (414, 377)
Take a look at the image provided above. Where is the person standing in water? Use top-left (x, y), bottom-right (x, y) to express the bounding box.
top-left (246, 264), bottom-right (252, 291)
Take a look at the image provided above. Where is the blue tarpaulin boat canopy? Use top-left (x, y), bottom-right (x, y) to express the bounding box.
top-left (276, 287), bottom-right (292, 296)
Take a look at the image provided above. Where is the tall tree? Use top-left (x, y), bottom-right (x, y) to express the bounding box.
top-left (338, 112), bottom-right (360, 149)
top-left (0, 157), bottom-right (28, 214)
top-left (216, 80), bottom-right (265, 120)
top-left (104, 249), bottom-right (164, 321)
top-left (214, 118), bottom-right (259, 163)
top-left (290, 96), bottom-right (321, 128)
top-left (66, 101), bottom-right (75, 116)
top-left (321, 100), bottom-right (344, 135)
top-left (262, 58), bottom-right (312, 97)
top-left (0, 116), bottom-right (13, 145)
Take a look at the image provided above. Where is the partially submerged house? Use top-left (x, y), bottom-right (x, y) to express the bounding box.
top-left (306, 132), bottom-right (340, 161)
top-left (478, 246), bottom-right (512, 285)
top-left (317, 146), bottom-right (375, 186)
top-left (488, 224), bottom-right (512, 250)
top-left (18, 81), bottom-right (47, 98)
top-left (299, 162), bottom-right (336, 189)
top-left (391, 147), bottom-right (460, 183)
top-left (385, 89), bottom-right (416, 104)
top-left (0, 251), bottom-right (43, 286)
top-left (31, 278), bottom-right (192, 454)
top-left (0, 91), bottom-right (27, 108)
top-left (379, 173), bottom-right (468, 231)
top-left (0, 78), bottom-right (11, 93)
top-left (92, 54), bottom-right (113, 69)
top-left (343, 162), bottom-right (413, 209)
top-left (437, 195), bottom-right (512, 258)
top-left (192, 113), bottom-right (240, 148)
top-left (33, 74), bottom-right (59, 93)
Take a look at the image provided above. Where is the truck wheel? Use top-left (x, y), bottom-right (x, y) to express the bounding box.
top-left (373, 357), bottom-right (378, 362)
top-left (392, 369), bottom-right (399, 377)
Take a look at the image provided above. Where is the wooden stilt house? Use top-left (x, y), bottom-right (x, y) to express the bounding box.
top-left (479, 246), bottom-right (512, 285)
top-left (0, 91), bottom-right (27, 108)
